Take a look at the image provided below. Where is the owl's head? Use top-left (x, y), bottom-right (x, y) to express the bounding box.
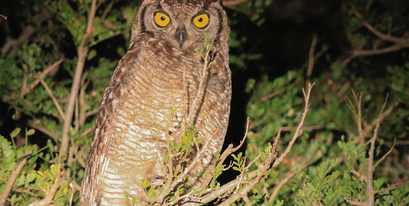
top-left (131, 0), bottom-right (229, 50)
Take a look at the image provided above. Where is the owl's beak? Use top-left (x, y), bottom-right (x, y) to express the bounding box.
top-left (175, 24), bottom-right (187, 48)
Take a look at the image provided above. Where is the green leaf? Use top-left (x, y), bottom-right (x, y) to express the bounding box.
top-left (26, 129), bottom-right (35, 136)
top-left (10, 128), bottom-right (21, 138)
top-left (141, 179), bottom-right (150, 188)
top-left (147, 187), bottom-right (156, 198)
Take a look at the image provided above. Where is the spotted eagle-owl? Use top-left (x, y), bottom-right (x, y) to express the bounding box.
top-left (80, 0), bottom-right (230, 205)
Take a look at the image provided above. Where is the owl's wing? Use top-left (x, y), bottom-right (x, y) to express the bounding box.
top-left (80, 42), bottom-right (141, 205)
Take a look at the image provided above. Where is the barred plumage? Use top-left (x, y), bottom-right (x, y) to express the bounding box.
top-left (80, 0), bottom-right (230, 205)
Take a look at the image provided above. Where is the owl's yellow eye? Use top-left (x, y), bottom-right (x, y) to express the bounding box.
top-left (154, 12), bottom-right (170, 27)
top-left (193, 13), bottom-right (209, 28)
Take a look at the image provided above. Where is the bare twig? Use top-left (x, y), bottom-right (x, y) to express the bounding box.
top-left (218, 145), bottom-right (277, 206)
top-left (40, 79), bottom-right (65, 121)
top-left (189, 118), bottom-right (249, 196)
top-left (171, 129), bottom-right (220, 189)
top-left (306, 34), bottom-right (318, 82)
top-left (269, 149), bottom-right (316, 202)
top-left (69, 183), bottom-right (76, 206)
top-left (242, 195), bottom-right (252, 206)
top-left (373, 183), bottom-right (399, 195)
top-left (85, 108), bottom-right (99, 119)
top-left (352, 44), bottom-right (409, 56)
top-left (216, 117), bottom-right (249, 169)
top-left (223, 0), bottom-right (249, 8)
top-left (28, 122), bottom-right (58, 141)
top-left (351, 169), bottom-right (367, 182)
top-left (21, 59), bottom-right (63, 98)
top-left (81, 126), bottom-right (95, 137)
top-left (350, 4), bottom-right (409, 45)
top-left (365, 0), bottom-right (373, 12)
top-left (271, 129), bottom-right (282, 158)
top-left (2, 25), bottom-right (34, 57)
top-left (366, 95), bottom-right (388, 206)
top-left (259, 90), bottom-right (282, 102)
top-left (28, 165), bottom-right (62, 206)
top-left (341, 3), bottom-right (409, 68)
top-left (355, 92), bottom-right (364, 145)
top-left (154, 129), bottom-right (220, 203)
top-left (362, 101), bottom-right (398, 145)
top-left (79, 75), bottom-right (88, 126)
top-left (60, 0), bottom-right (97, 161)
top-left (20, 65), bottom-right (28, 99)
top-left (373, 139), bottom-right (396, 169)
top-left (200, 84), bottom-right (313, 204)
top-left (14, 188), bottom-right (38, 197)
top-left (0, 158), bottom-right (27, 205)
top-left (344, 197), bottom-right (366, 206)
top-left (186, 43), bottom-right (213, 127)
top-left (273, 83), bottom-right (314, 167)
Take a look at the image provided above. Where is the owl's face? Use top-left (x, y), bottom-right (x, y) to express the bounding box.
top-left (139, 0), bottom-right (222, 50)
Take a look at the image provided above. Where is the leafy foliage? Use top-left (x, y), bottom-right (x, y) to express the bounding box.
top-left (1, 0), bottom-right (409, 205)
top-left (0, 130), bottom-right (70, 205)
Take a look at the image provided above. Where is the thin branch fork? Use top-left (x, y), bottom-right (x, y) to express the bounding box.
top-left (172, 129), bottom-right (220, 189)
top-left (28, 165), bottom-right (62, 206)
top-left (59, 0), bottom-right (97, 161)
top-left (153, 130), bottom-right (219, 204)
top-left (341, 3), bottom-right (409, 67)
top-left (269, 145), bottom-right (319, 202)
top-left (350, 3), bottom-right (409, 45)
top-left (199, 84), bottom-right (313, 204)
top-left (273, 83), bottom-right (314, 167)
top-left (366, 95), bottom-right (388, 206)
top-left (363, 101), bottom-right (398, 146)
top-left (0, 14), bottom-right (7, 20)
top-left (21, 59), bottom-right (63, 98)
top-left (194, 117), bottom-right (250, 195)
top-left (216, 117), bottom-right (250, 170)
top-left (218, 145), bottom-right (277, 206)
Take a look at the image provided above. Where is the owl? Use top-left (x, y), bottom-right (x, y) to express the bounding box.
top-left (80, 0), bottom-right (231, 205)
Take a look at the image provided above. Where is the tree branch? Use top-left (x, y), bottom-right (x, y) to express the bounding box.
top-left (366, 94), bottom-right (388, 206)
top-left (28, 165), bottom-right (62, 206)
top-left (0, 158), bottom-right (27, 205)
top-left (223, 0), bottom-right (249, 8)
top-left (40, 79), bottom-right (65, 121)
top-left (273, 83), bottom-right (314, 167)
top-left (21, 59), bottom-right (63, 98)
top-left (59, 0), bottom-right (97, 161)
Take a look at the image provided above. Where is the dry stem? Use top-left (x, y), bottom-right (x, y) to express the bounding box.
top-left (0, 158), bottom-right (27, 205)
top-left (185, 43), bottom-right (213, 127)
top-left (59, 0), bottom-right (97, 161)
top-left (306, 34), bottom-right (318, 83)
top-left (366, 95), bottom-right (388, 205)
top-left (223, 0), bottom-right (249, 8)
top-left (21, 59), bottom-right (63, 98)
top-left (40, 79), bottom-right (65, 121)
top-left (273, 83), bottom-right (314, 167)
top-left (199, 84), bottom-right (313, 204)
top-left (341, 3), bottom-right (409, 67)
top-left (28, 165), bottom-right (62, 206)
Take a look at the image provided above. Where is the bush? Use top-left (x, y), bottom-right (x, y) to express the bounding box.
top-left (0, 0), bottom-right (408, 205)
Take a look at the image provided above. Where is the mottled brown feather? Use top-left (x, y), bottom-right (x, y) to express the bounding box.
top-left (80, 0), bottom-right (230, 205)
